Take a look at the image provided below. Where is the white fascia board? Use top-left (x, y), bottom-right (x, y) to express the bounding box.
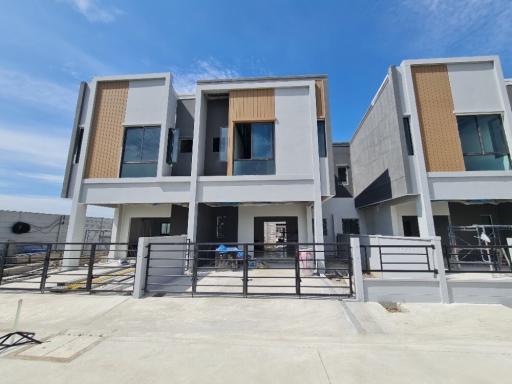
top-left (428, 171), bottom-right (512, 178)
top-left (197, 175), bottom-right (313, 182)
top-left (92, 72), bottom-right (172, 83)
top-left (401, 55), bottom-right (498, 67)
top-left (197, 79), bottom-right (313, 93)
top-left (83, 176), bottom-right (192, 184)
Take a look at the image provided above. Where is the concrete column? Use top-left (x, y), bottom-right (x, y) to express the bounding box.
top-left (350, 236), bottom-right (365, 302)
top-left (132, 237), bottom-right (150, 299)
top-left (186, 202), bottom-right (198, 242)
top-left (108, 206), bottom-right (121, 260)
top-left (433, 236), bottom-right (450, 303)
top-left (416, 196), bottom-right (436, 237)
top-left (313, 198), bottom-right (325, 272)
top-left (63, 202), bottom-right (87, 268)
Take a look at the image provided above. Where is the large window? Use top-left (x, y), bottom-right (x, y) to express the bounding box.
top-left (120, 126), bottom-right (160, 178)
top-left (234, 122), bottom-right (275, 175)
top-left (317, 120), bottom-right (327, 157)
top-left (456, 114), bottom-right (511, 171)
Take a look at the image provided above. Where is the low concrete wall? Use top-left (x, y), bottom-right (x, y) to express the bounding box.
top-left (352, 236), bottom-right (512, 305)
top-left (133, 235), bottom-right (188, 298)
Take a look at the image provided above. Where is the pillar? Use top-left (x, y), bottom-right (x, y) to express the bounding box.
top-left (63, 202), bottom-right (87, 268)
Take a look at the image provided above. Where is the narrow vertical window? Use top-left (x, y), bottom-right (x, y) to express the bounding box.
top-left (73, 127), bottom-right (84, 163)
top-left (317, 120), bottom-right (327, 157)
top-left (403, 117), bottom-right (414, 155)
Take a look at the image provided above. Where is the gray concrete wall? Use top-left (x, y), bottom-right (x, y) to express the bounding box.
top-left (350, 68), bottom-right (409, 207)
top-left (172, 98), bottom-right (195, 176)
top-left (204, 98), bottom-right (228, 176)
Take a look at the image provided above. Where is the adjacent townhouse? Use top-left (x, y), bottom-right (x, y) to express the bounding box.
top-left (61, 73), bottom-right (336, 257)
top-left (350, 55), bottom-right (512, 247)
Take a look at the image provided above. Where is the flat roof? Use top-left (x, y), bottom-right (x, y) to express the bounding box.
top-left (197, 74), bottom-right (327, 84)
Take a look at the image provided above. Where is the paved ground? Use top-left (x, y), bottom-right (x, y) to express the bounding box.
top-left (1, 293), bottom-right (511, 383)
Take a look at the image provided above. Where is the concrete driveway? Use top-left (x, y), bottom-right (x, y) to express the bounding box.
top-left (0, 294), bottom-right (511, 383)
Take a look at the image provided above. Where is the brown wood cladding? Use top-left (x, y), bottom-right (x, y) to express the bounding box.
top-left (85, 81), bottom-right (129, 178)
top-left (412, 65), bottom-right (465, 172)
top-left (226, 88), bottom-right (275, 175)
top-left (315, 79), bottom-right (326, 119)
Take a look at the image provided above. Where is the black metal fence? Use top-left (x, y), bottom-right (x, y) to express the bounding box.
top-left (443, 245), bottom-right (512, 273)
top-left (360, 244), bottom-right (437, 276)
top-left (144, 242), bottom-right (353, 298)
top-left (0, 242), bottom-right (136, 294)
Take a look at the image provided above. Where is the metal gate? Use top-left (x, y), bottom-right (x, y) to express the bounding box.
top-left (144, 242), bottom-right (354, 298)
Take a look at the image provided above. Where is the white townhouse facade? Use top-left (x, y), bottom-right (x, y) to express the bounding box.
top-left (350, 55), bottom-right (512, 245)
top-left (61, 73), bottom-right (336, 252)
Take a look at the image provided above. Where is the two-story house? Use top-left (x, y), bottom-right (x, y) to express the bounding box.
top-left (61, 73), bottom-right (336, 259)
top-left (350, 56), bottom-right (512, 246)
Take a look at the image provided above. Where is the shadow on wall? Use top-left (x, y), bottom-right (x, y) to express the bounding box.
top-left (354, 170), bottom-right (392, 208)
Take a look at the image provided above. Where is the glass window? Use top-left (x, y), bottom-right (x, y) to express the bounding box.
top-left (73, 127), bottom-right (84, 163)
top-left (403, 117), bottom-right (414, 155)
top-left (180, 138), bottom-right (193, 153)
top-left (213, 137), bottom-right (220, 152)
top-left (233, 122), bottom-right (275, 175)
top-left (337, 166), bottom-right (348, 185)
top-left (220, 127), bottom-right (228, 162)
top-left (322, 218), bottom-right (328, 236)
top-left (456, 115), bottom-right (511, 171)
top-left (160, 222), bottom-right (171, 236)
top-left (120, 126), bottom-right (160, 178)
top-left (317, 120), bottom-right (327, 157)
top-left (342, 219), bottom-right (360, 235)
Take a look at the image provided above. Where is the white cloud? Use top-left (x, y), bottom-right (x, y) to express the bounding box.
top-left (0, 67), bottom-right (76, 112)
top-left (0, 194), bottom-right (113, 217)
top-left (16, 172), bottom-right (63, 183)
top-left (172, 60), bottom-right (240, 94)
top-left (0, 126), bottom-right (69, 168)
top-left (397, 0), bottom-right (512, 56)
top-left (62, 0), bottom-right (123, 23)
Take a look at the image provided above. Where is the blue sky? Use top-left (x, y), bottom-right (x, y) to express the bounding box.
top-left (0, 0), bottom-right (511, 216)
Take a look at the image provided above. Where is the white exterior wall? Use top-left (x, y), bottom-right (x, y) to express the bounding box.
top-left (274, 87), bottom-right (314, 176)
top-left (322, 198), bottom-right (359, 243)
top-left (124, 78), bottom-right (167, 126)
top-left (237, 204), bottom-right (308, 244)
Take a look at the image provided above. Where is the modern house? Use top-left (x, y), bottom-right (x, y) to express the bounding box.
top-left (350, 55), bottom-right (512, 246)
top-left (61, 73), bottom-right (336, 253)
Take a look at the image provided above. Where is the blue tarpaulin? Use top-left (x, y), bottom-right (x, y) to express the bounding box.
top-left (215, 244), bottom-right (244, 258)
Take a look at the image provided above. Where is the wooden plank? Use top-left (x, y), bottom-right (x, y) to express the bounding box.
top-left (85, 81), bottom-right (129, 179)
top-left (315, 79), bottom-right (326, 119)
top-left (412, 65), bottom-right (465, 172)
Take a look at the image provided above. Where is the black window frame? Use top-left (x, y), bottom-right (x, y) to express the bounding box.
top-left (233, 122), bottom-right (275, 161)
top-left (337, 166), bottom-right (349, 186)
top-left (317, 120), bottom-right (327, 158)
top-left (456, 114), bottom-right (511, 170)
top-left (119, 125), bottom-right (161, 178)
top-left (403, 117), bottom-right (414, 155)
top-left (342, 218), bottom-right (360, 235)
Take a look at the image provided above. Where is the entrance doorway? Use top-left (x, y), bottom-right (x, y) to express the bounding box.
top-left (128, 217), bottom-right (171, 245)
top-left (254, 216), bottom-right (298, 257)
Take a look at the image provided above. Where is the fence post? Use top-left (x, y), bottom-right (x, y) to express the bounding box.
top-left (350, 237), bottom-right (365, 302)
top-left (191, 245), bottom-right (198, 297)
top-left (432, 237), bottom-right (450, 304)
top-left (295, 247), bottom-right (301, 296)
top-left (85, 243), bottom-right (96, 292)
top-left (0, 243), bottom-right (8, 286)
top-left (132, 237), bottom-right (149, 299)
top-left (40, 244), bottom-right (52, 293)
top-left (243, 244), bottom-right (248, 297)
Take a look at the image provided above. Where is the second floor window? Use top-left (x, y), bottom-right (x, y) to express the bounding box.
top-left (233, 122), bottom-right (275, 175)
top-left (457, 114), bottom-right (511, 171)
top-left (337, 166), bottom-right (348, 185)
top-left (120, 126), bottom-right (160, 178)
top-left (317, 120), bottom-right (327, 157)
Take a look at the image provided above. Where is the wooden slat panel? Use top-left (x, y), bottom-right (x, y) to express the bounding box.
top-left (85, 81), bottom-right (129, 178)
top-left (412, 65), bottom-right (465, 172)
top-left (227, 89), bottom-right (275, 175)
top-left (315, 79), bottom-right (326, 119)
